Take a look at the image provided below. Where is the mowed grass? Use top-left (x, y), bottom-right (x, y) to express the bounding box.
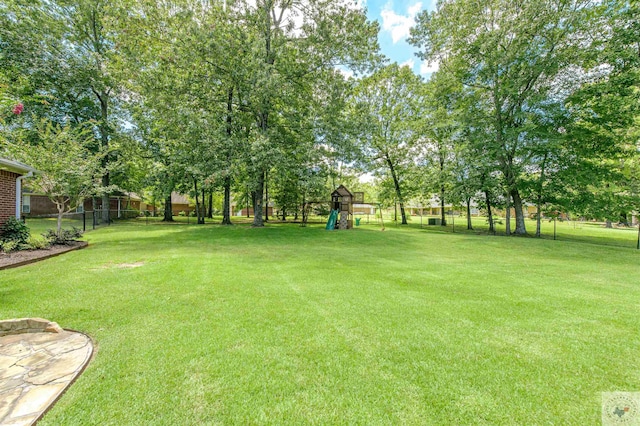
top-left (387, 214), bottom-right (640, 249)
top-left (2, 222), bottom-right (639, 424)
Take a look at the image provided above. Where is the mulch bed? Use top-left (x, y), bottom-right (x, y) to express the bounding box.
top-left (0, 241), bottom-right (88, 270)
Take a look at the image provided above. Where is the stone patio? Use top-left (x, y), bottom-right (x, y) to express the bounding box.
top-left (0, 319), bottom-right (93, 426)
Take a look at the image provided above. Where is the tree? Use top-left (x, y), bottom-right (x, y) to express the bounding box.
top-left (410, 0), bottom-right (597, 235)
top-left (351, 64), bottom-right (422, 225)
top-left (8, 121), bottom-right (104, 236)
top-left (236, 0), bottom-right (381, 227)
top-left (416, 72), bottom-right (462, 226)
top-left (1, 0), bottom-right (134, 222)
top-left (558, 0), bottom-right (640, 225)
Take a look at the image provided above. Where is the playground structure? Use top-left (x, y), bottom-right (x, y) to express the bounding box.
top-left (326, 185), bottom-right (352, 230)
top-left (300, 185), bottom-right (384, 230)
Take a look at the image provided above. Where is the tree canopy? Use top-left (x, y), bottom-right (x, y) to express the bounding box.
top-left (1, 0), bottom-right (637, 233)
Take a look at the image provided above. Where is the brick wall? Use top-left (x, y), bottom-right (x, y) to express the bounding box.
top-left (0, 170), bottom-right (19, 225)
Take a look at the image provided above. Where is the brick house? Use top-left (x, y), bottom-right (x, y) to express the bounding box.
top-left (23, 192), bottom-right (144, 217)
top-left (0, 158), bottom-right (36, 226)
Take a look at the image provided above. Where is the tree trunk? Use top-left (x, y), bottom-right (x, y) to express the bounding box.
top-left (252, 172), bottom-right (265, 227)
top-left (511, 188), bottom-right (527, 235)
top-left (466, 197), bottom-right (473, 230)
top-left (252, 3), bottom-right (274, 228)
top-left (201, 188), bottom-right (206, 221)
top-left (385, 155), bottom-right (407, 225)
top-left (91, 197), bottom-right (97, 223)
top-left (221, 86), bottom-right (233, 226)
top-left (194, 180), bottom-right (201, 224)
top-left (440, 189), bottom-right (447, 226)
top-left (535, 200), bottom-right (542, 238)
top-left (264, 170), bottom-right (269, 222)
top-left (207, 191), bottom-right (213, 219)
top-left (56, 201), bottom-right (64, 237)
top-left (193, 180), bottom-right (205, 225)
top-left (494, 86), bottom-right (526, 235)
top-left (222, 177), bottom-right (232, 225)
top-left (485, 190), bottom-right (494, 233)
top-left (98, 90), bottom-right (110, 223)
top-left (505, 192), bottom-right (511, 236)
top-left (439, 151), bottom-right (447, 226)
top-left (163, 194), bottom-right (174, 222)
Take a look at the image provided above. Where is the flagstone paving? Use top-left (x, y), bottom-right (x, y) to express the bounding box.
top-left (0, 320), bottom-right (93, 426)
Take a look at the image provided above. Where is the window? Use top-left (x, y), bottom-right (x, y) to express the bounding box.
top-left (22, 195), bottom-right (30, 214)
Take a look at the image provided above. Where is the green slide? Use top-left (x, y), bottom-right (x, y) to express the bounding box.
top-left (325, 209), bottom-right (339, 230)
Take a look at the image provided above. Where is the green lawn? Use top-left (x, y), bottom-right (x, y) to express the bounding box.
top-left (389, 214), bottom-right (640, 249)
top-left (24, 215), bottom-right (86, 236)
top-left (2, 221), bottom-right (639, 424)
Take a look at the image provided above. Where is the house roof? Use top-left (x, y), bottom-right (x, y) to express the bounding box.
top-left (171, 192), bottom-right (191, 205)
top-left (332, 185), bottom-right (353, 197)
top-left (112, 192), bottom-right (142, 201)
top-left (0, 158), bottom-right (36, 175)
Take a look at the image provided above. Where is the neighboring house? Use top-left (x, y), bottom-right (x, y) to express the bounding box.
top-left (232, 206), bottom-right (275, 217)
top-left (169, 193), bottom-right (193, 216)
top-left (404, 197), bottom-right (480, 217)
top-left (140, 192), bottom-right (194, 216)
top-left (231, 199), bottom-right (274, 217)
top-left (353, 204), bottom-right (376, 215)
top-left (0, 158), bottom-right (36, 226)
top-left (23, 192), bottom-right (144, 218)
top-left (404, 196), bottom-right (539, 218)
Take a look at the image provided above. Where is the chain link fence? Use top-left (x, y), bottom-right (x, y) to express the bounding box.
top-left (24, 209), bottom-right (141, 235)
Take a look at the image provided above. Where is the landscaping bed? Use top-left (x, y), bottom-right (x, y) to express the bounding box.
top-left (0, 241), bottom-right (88, 270)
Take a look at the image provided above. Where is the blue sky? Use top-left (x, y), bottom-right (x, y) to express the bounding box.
top-left (363, 0), bottom-right (438, 77)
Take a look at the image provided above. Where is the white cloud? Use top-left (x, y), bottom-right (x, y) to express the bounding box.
top-left (336, 67), bottom-right (355, 79)
top-left (420, 60), bottom-right (439, 75)
top-left (380, 2), bottom-right (422, 44)
top-left (400, 58), bottom-right (415, 69)
top-left (407, 3), bottom-right (422, 16)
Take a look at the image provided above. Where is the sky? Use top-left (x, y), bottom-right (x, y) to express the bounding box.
top-left (363, 0), bottom-right (438, 77)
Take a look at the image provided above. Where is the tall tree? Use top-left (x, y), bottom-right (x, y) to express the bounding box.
top-left (559, 0), bottom-right (640, 224)
top-left (237, 0), bottom-right (381, 227)
top-left (1, 0), bottom-right (133, 221)
top-left (410, 0), bottom-right (597, 235)
top-left (351, 64), bottom-right (422, 225)
top-left (416, 72), bottom-right (461, 226)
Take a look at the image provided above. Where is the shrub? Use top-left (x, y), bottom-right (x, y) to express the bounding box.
top-left (0, 217), bottom-right (30, 245)
top-left (24, 235), bottom-right (51, 250)
top-left (43, 227), bottom-right (83, 245)
top-left (0, 240), bottom-right (19, 253)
